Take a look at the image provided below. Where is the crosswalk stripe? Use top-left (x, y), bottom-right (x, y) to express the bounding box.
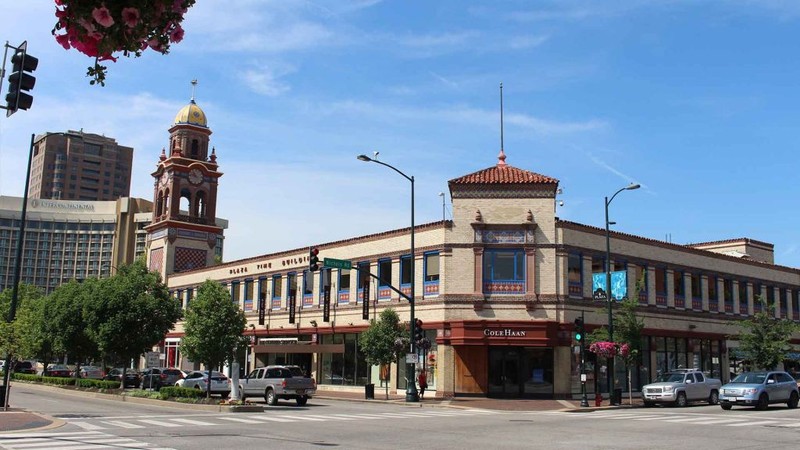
top-left (274, 415), bottom-right (326, 422)
top-left (692, 419), bottom-right (748, 425)
top-left (333, 414), bottom-right (384, 420)
top-left (0, 431), bottom-right (175, 450)
top-left (246, 416), bottom-right (297, 423)
top-left (727, 420), bottom-right (774, 427)
top-left (219, 417), bottom-right (262, 424)
top-left (304, 415), bottom-right (355, 421)
top-left (169, 418), bottom-right (215, 426)
top-left (630, 415), bottom-right (665, 420)
top-left (776, 422), bottom-right (800, 428)
top-left (0, 432), bottom-right (102, 439)
top-left (69, 422), bottom-right (105, 431)
top-left (138, 419), bottom-right (181, 427)
top-left (102, 420), bottom-right (144, 429)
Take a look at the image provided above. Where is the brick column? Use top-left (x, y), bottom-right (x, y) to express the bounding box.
top-left (647, 266), bottom-right (656, 306)
top-left (666, 269), bottom-right (675, 308)
top-left (732, 280), bottom-right (740, 316)
top-left (701, 275), bottom-right (709, 311)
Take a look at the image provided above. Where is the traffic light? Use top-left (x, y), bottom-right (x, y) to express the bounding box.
top-left (5, 42), bottom-right (38, 117)
top-left (309, 247), bottom-right (319, 271)
top-left (574, 317), bottom-right (584, 342)
top-left (414, 318), bottom-right (424, 343)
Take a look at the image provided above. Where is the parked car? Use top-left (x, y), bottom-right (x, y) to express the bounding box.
top-left (75, 366), bottom-right (105, 379)
top-left (139, 367), bottom-right (185, 390)
top-left (720, 371), bottom-right (800, 410)
top-left (104, 368), bottom-right (141, 388)
top-left (42, 364), bottom-right (72, 378)
top-left (642, 369), bottom-right (721, 407)
top-left (177, 370), bottom-right (231, 397)
top-left (13, 361), bottom-right (36, 375)
top-left (239, 365), bottom-right (316, 406)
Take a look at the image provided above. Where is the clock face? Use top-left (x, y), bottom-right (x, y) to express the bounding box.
top-left (159, 172), bottom-right (169, 186)
top-left (188, 168), bottom-right (203, 185)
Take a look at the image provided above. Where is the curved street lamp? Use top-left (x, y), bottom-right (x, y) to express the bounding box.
top-left (357, 154), bottom-right (419, 403)
top-left (605, 182), bottom-right (640, 405)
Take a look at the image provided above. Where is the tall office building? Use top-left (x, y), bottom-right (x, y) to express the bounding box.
top-left (28, 130), bottom-right (134, 201)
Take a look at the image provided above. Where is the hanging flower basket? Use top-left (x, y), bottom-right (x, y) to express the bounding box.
top-left (589, 341), bottom-right (632, 359)
top-left (52, 0), bottom-right (196, 86)
top-left (589, 341), bottom-right (618, 359)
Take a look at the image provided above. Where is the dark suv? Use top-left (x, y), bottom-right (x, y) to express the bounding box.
top-left (13, 361), bottom-right (36, 375)
top-left (139, 367), bottom-right (185, 390)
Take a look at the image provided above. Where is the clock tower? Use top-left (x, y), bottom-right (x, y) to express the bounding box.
top-left (145, 88), bottom-right (223, 280)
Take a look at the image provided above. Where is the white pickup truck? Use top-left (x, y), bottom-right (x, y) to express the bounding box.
top-left (642, 369), bottom-right (722, 407)
top-left (239, 365), bottom-right (316, 406)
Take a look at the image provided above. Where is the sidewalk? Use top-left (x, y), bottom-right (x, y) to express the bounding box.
top-left (0, 409), bottom-right (57, 433)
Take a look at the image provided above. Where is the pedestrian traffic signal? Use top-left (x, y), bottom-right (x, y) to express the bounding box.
top-left (5, 42), bottom-right (38, 117)
top-left (414, 318), bottom-right (424, 343)
top-left (309, 247), bottom-right (320, 271)
top-left (574, 317), bottom-right (584, 342)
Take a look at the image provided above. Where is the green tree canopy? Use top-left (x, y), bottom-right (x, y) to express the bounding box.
top-left (359, 309), bottom-right (406, 399)
top-left (48, 279), bottom-right (99, 371)
top-left (84, 260), bottom-right (182, 386)
top-left (180, 279), bottom-right (246, 397)
top-left (0, 284), bottom-right (44, 360)
top-left (738, 295), bottom-right (799, 370)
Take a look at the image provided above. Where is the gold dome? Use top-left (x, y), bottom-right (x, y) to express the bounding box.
top-left (173, 100), bottom-right (207, 127)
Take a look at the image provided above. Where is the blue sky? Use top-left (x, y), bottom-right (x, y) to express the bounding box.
top-left (1, 1), bottom-right (800, 267)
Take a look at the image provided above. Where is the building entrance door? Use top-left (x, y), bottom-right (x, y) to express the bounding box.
top-left (488, 347), bottom-right (554, 398)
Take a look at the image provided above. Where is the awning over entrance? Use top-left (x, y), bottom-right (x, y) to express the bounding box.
top-left (252, 343), bottom-right (344, 354)
top-left (442, 320), bottom-right (558, 346)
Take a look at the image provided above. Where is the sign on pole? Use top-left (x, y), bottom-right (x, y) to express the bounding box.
top-left (323, 258), bottom-right (352, 270)
top-left (592, 271), bottom-right (628, 301)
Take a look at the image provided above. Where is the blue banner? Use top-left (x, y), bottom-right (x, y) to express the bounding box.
top-left (592, 271), bottom-right (628, 301)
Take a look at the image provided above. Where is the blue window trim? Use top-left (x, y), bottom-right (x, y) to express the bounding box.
top-left (337, 268), bottom-right (349, 294)
top-left (378, 258), bottom-right (392, 288)
top-left (257, 276), bottom-right (267, 311)
top-left (423, 251), bottom-right (440, 284)
top-left (243, 278), bottom-right (254, 300)
top-left (231, 280), bottom-right (240, 302)
top-left (302, 269), bottom-right (313, 296)
top-left (483, 249), bottom-right (525, 282)
top-left (400, 254), bottom-right (412, 288)
top-left (673, 270), bottom-right (684, 298)
top-left (356, 261), bottom-right (369, 304)
top-left (271, 274), bottom-right (282, 310)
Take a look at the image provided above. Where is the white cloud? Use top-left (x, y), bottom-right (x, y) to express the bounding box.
top-left (508, 34), bottom-right (551, 50)
top-left (241, 63), bottom-right (295, 96)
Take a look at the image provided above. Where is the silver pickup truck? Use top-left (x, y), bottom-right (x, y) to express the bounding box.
top-left (239, 365), bottom-right (316, 406)
top-left (642, 369), bottom-right (721, 407)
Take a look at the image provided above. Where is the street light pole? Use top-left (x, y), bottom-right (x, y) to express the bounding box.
top-left (357, 154), bottom-right (419, 403)
top-left (604, 182), bottom-right (640, 405)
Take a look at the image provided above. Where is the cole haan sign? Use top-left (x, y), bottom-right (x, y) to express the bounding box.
top-left (484, 329), bottom-right (527, 337)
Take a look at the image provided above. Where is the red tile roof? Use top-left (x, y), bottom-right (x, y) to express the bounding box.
top-left (449, 164), bottom-right (559, 185)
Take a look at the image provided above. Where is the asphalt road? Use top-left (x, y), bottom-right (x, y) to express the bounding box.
top-left (3, 385), bottom-right (800, 449)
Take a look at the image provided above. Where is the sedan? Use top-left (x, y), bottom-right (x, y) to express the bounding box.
top-left (176, 370), bottom-right (231, 397)
top-left (76, 366), bottom-right (105, 379)
top-left (720, 371), bottom-right (799, 410)
top-left (104, 368), bottom-right (141, 388)
top-left (43, 364), bottom-right (71, 377)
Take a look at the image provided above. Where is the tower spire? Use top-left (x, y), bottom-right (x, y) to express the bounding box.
top-left (190, 79), bottom-right (198, 103)
top-left (497, 82), bottom-right (507, 167)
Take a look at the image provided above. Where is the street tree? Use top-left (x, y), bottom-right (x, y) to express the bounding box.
top-left (84, 260), bottom-right (182, 388)
top-left (48, 280), bottom-right (99, 375)
top-left (738, 295), bottom-right (799, 371)
top-left (359, 308), bottom-right (405, 399)
top-left (180, 279), bottom-right (246, 398)
top-left (0, 284), bottom-right (45, 362)
top-left (613, 297), bottom-right (644, 404)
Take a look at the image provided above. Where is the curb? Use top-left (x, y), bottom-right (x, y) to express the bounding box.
top-left (0, 411), bottom-right (65, 434)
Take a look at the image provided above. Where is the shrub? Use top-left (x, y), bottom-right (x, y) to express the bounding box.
top-left (41, 376), bottom-right (75, 386)
top-left (12, 373), bottom-right (42, 382)
top-left (158, 386), bottom-right (205, 400)
top-left (75, 378), bottom-right (120, 389)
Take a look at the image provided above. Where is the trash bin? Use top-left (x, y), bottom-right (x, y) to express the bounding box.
top-left (0, 385), bottom-right (5, 408)
top-left (365, 383), bottom-right (375, 400)
top-left (612, 388), bottom-right (622, 405)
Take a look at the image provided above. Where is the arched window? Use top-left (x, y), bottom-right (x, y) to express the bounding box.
top-left (156, 190), bottom-right (163, 217)
top-left (194, 190), bottom-right (207, 218)
top-left (191, 139), bottom-right (199, 158)
top-left (180, 188), bottom-right (191, 215)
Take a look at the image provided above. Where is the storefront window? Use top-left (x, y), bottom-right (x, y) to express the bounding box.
top-left (319, 333), bottom-right (368, 387)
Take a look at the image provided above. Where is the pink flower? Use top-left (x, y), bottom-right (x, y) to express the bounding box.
top-left (148, 37), bottom-right (164, 52)
top-left (92, 5), bottom-right (114, 28)
top-left (169, 24), bottom-right (184, 43)
top-left (55, 33), bottom-right (71, 50)
top-left (121, 7), bottom-right (140, 28)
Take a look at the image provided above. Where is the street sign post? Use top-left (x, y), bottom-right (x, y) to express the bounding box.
top-left (323, 258), bottom-right (352, 270)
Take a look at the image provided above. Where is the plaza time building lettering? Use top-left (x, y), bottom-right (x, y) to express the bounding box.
top-left (484, 329), bottom-right (527, 337)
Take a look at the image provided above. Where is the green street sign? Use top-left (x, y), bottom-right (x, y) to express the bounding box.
top-left (323, 258), bottom-right (352, 270)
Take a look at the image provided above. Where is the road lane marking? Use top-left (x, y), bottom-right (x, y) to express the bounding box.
top-left (727, 420), bottom-right (774, 427)
top-left (102, 420), bottom-right (144, 429)
top-left (69, 422), bottom-right (105, 431)
top-left (138, 419), bottom-right (181, 427)
top-left (219, 417), bottom-right (262, 424)
top-left (168, 418), bottom-right (215, 426)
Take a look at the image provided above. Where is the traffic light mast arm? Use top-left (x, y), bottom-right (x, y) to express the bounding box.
top-left (352, 265), bottom-right (413, 303)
